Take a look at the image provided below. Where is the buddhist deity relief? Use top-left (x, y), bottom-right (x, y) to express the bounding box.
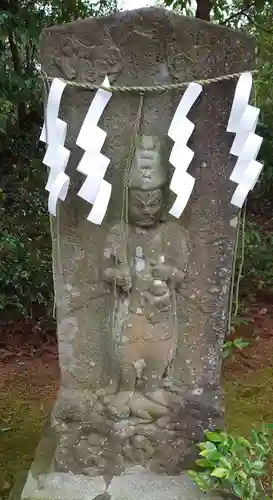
top-left (103, 136), bottom-right (191, 392)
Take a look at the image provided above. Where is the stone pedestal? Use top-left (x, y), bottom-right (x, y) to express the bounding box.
top-left (16, 7), bottom-right (255, 500)
top-left (20, 466), bottom-right (224, 500)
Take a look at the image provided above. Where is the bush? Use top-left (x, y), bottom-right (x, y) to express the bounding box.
top-left (189, 426), bottom-right (273, 499)
top-left (241, 222), bottom-right (273, 293)
top-left (0, 148), bottom-right (53, 316)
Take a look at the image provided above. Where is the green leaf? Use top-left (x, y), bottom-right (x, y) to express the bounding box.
top-left (205, 431), bottom-right (222, 443)
top-left (251, 459), bottom-right (265, 470)
top-left (211, 467), bottom-right (228, 478)
top-left (234, 338), bottom-right (250, 349)
top-left (219, 457), bottom-right (232, 469)
top-left (251, 429), bottom-right (260, 443)
top-left (252, 469), bottom-right (265, 477)
top-left (188, 470), bottom-right (198, 479)
top-left (233, 483), bottom-right (245, 497)
top-left (193, 471), bottom-right (215, 492)
top-left (249, 477), bottom-right (257, 494)
top-left (200, 449), bottom-right (221, 461)
top-left (223, 340), bottom-right (233, 348)
top-left (253, 443), bottom-right (266, 455)
top-left (265, 423), bottom-right (273, 430)
top-left (196, 459), bottom-right (213, 468)
top-left (237, 470), bottom-right (247, 480)
top-left (237, 437), bottom-right (252, 448)
top-left (198, 441), bottom-right (217, 451)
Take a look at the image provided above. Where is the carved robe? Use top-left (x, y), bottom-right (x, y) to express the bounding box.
top-left (103, 220), bottom-right (190, 390)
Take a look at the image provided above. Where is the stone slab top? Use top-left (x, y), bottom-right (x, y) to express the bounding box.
top-left (40, 7), bottom-right (255, 86)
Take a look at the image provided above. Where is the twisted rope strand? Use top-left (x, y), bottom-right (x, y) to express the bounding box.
top-left (121, 92), bottom-right (144, 228)
top-left (42, 69), bottom-right (258, 94)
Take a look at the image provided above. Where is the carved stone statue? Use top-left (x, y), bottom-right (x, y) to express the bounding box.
top-left (103, 135), bottom-right (190, 393)
top-left (48, 136), bottom-right (195, 479)
top-left (17, 6), bottom-right (255, 500)
top-left (45, 134), bottom-right (224, 480)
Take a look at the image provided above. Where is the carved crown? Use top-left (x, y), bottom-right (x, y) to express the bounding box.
top-left (129, 135), bottom-right (168, 191)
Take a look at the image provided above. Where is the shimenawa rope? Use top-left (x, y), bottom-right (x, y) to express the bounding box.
top-left (41, 69), bottom-right (258, 94)
top-left (41, 67), bottom-right (257, 335)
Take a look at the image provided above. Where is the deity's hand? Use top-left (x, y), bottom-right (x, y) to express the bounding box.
top-left (104, 266), bottom-right (132, 292)
top-left (151, 263), bottom-right (185, 287)
top-left (149, 280), bottom-right (169, 297)
top-left (151, 263), bottom-right (171, 282)
top-left (145, 282), bottom-right (170, 311)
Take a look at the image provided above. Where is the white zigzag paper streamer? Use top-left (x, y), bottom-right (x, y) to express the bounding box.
top-left (227, 72), bottom-right (264, 208)
top-left (76, 76), bottom-right (112, 225)
top-left (168, 82), bottom-right (202, 218)
top-left (40, 78), bottom-right (70, 216)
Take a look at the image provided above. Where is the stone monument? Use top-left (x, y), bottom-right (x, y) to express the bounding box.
top-left (17, 7), bottom-right (255, 500)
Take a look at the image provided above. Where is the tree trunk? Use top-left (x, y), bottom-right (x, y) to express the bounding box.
top-left (196, 0), bottom-right (212, 21)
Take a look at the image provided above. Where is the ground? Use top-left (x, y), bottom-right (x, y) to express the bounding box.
top-left (224, 296), bottom-right (273, 434)
top-left (0, 297), bottom-right (272, 499)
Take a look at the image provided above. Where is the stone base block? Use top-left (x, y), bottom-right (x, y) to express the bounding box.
top-left (107, 469), bottom-right (223, 500)
top-left (16, 469), bottom-right (224, 500)
top-left (20, 472), bottom-right (106, 500)
top-left (22, 491), bottom-right (87, 500)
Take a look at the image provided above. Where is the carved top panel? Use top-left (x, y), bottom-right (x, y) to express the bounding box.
top-left (40, 8), bottom-right (255, 84)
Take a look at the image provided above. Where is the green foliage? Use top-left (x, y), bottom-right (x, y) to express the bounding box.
top-left (189, 426), bottom-right (273, 499)
top-left (222, 338), bottom-right (250, 359)
top-left (0, 0), bottom-right (118, 138)
top-left (163, 0), bottom-right (195, 15)
top-left (0, 156), bottom-right (53, 314)
top-left (163, 0), bottom-right (271, 20)
top-left (240, 222), bottom-right (273, 293)
top-left (0, 0), bottom-right (117, 316)
top-left (0, 0), bottom-right (117, 143)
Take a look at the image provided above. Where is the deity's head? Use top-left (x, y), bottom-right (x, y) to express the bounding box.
top-left (128, 136), bottom-right (168, 228)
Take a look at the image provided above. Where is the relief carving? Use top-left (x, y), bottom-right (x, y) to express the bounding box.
top-left (51, 137), bottom-right (223, 477)
top-left (102, 135), bottom-right (190, 392)
top-left (53, 29), bottom-right (123, 82)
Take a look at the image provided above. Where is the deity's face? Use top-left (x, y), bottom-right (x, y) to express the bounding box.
top-left (128, 135), bottom-right (167, 227)
top-left (128, 188), bottom-right (164, 228)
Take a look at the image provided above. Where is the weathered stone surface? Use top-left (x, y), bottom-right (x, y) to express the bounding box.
top-left (40, 6), bottom-right (255, 397)
top-left (108, 470), bottom-right (224, 500)
top-left (22, 473), bottom-right (106, 499)
top-left (18, 6), bottom-right (255, 500)
top-left (24, 493), bottom-right (83, 500)
top-left (22, 471), bottom-right (225, 500)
